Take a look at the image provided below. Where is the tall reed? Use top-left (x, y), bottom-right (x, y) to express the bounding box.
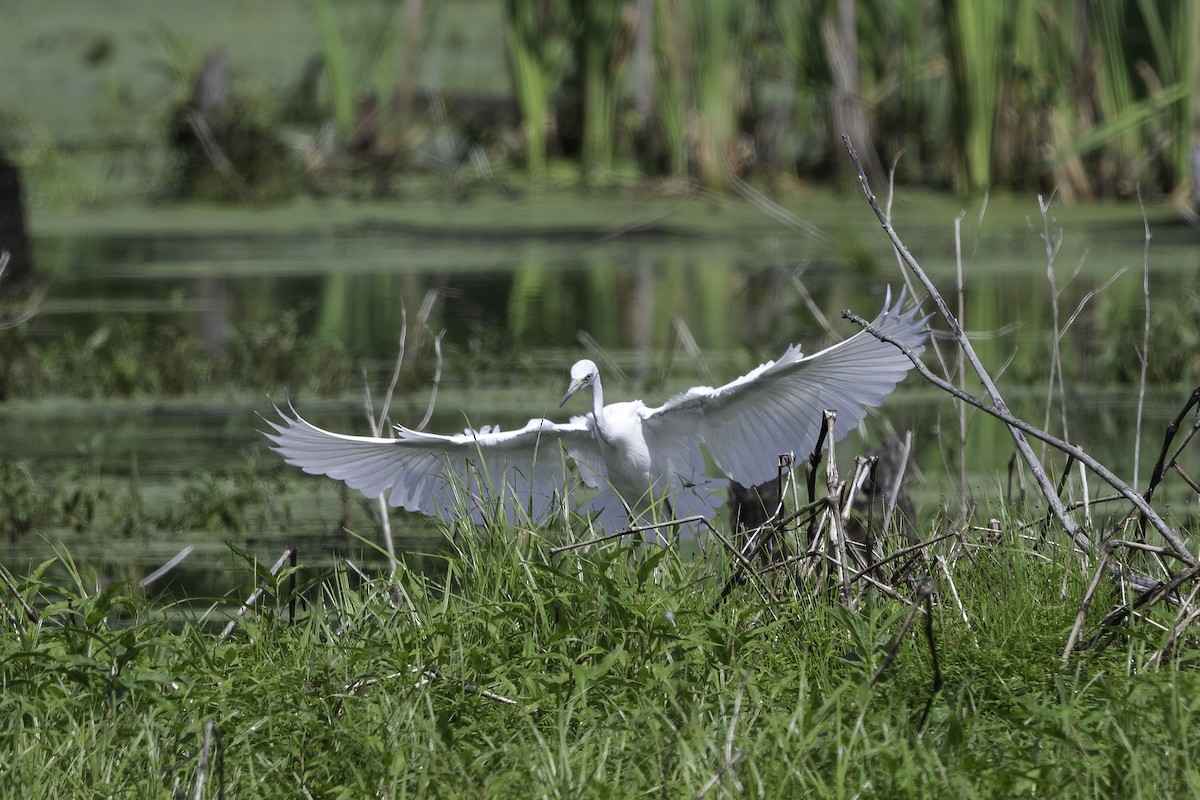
top-left (568, 0), bottom-right (634, 179)
top-left (1135, 0), bottom-right (1195, 193)
top-left (652, 0), bottom-right (690, 178)
top-left (688, 0), bottom-right (754, 187)
top-left (861, 0), bottom-right (953, 185)
top-left (311, 0), bottom-right (355, 131)
top-left (308, 0), bottom-right (1196, 199)
top-left (940, 0), bottom-right (1004, 192)
top-left (503, 0), bottom-right (567, 178)
top-left (936, 0), bottom-right (1193, 196)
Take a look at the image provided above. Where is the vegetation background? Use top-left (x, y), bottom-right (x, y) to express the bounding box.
top-left (1, 0), bottom-right (1196, 204)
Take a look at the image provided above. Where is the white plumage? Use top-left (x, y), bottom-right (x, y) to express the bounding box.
top-left (264, 289), bottom-right (928, 531)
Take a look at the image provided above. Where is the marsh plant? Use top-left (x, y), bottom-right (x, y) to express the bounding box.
top-left (0, 456), bottom-right (266, 541)
top-left (0, 461), bottom-right (55, 541)
top-left (165, 456), bottom-right (289, 536)
top-left (0, 311), bottom-right (353, 400)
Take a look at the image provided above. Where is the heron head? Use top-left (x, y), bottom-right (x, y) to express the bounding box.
top-left (560, 359), bottom-right (598, 407)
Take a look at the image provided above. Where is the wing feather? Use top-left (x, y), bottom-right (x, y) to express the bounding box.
top-left (646, 289), bottom-right (928, 486)
top-left (263, 404), bottom-right (598, 526)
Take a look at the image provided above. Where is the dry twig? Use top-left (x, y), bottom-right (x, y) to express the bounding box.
top-left (1133, 187), bottom-right (1152, 488)
top-left (870, 577), bottom-right (941, 727)
top-left (140, 546), bottom-right (195, 589)
top-left (693, 752), bottom-right (745, 800)
top-left (420, 668), bottom-right (519, 706)
top-left (0, 564), bottom-right (39, 625)
top-left (1064, 540), bottom-right (1198, 662)
top-left (192, 721), bottom-right (225, 800)
top-left (217, 546), bottom-right (296, 644)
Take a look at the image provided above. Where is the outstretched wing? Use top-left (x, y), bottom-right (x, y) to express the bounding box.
top-left (645, 288), bottom-right (928, 487)
top-left (263, 404), bottom-right (598, 526)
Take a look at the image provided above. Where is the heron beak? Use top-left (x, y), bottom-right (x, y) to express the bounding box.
top-left (560, 380), bottom-right (584, 408)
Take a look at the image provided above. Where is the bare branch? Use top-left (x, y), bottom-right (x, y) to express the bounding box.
top-left (217, 546), bottom-right (297, 644)
top-left (416, 331), bottom-right (445, 431)
top-left (842, 133), bottom-right (1090, 553)
top-left (1134, 186), bottom-right (1152, 488)
top-left (844, 309), bottom-right (1193, 564)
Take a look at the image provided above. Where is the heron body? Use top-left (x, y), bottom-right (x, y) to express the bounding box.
top-left (265, 290), bottom-right (928, 531)
top-left (590, 401), bottom-right (658, 504)
top-left (562, 364), bottom-right (686, 518)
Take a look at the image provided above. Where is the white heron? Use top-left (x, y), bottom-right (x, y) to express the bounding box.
top-left (264, 289), bottom-right (928, 531)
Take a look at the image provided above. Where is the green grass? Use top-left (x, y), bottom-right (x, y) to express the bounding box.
top-left (2, 516), bottom-right (1198, 798)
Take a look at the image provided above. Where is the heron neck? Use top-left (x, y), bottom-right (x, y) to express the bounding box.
top-left (590, 373), bottom-right (610, 440)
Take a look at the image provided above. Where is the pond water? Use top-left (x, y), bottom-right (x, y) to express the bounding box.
top-left (4, 190), bottom-right (1199, 597)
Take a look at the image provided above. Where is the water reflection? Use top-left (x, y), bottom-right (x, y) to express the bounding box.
top-left (41, 225), bottom-right (908, 361)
